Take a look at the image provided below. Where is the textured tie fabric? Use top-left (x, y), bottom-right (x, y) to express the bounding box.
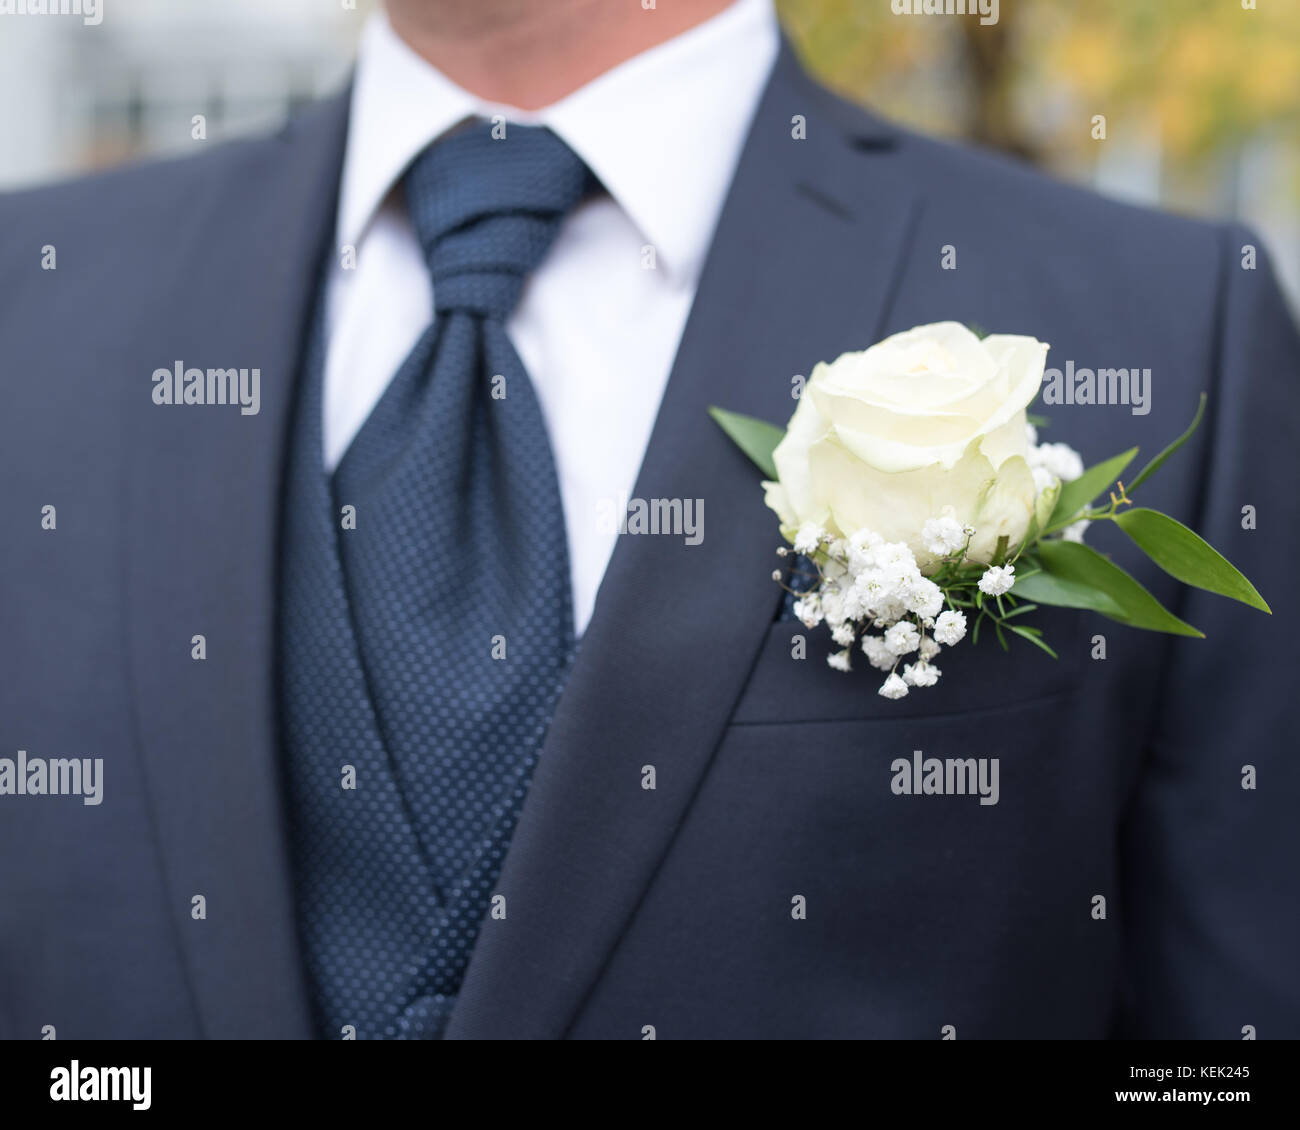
top-left (280, 122), bottom-right (594, 1039)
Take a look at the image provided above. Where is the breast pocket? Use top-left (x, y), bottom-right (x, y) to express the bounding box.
top-left (731, 605), bottom-right (1087, 723)
top-left (666, 621), bottom-right (1115, 1038)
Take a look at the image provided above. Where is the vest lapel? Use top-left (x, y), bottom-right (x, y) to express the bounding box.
top-left (447, 42), bottom-right (923, 1039)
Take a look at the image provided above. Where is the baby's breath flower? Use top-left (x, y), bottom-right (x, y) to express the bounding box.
top-left (902, 661), bottom-right (941, 687)
top-left (850, 527), bottom-right (883, 549)
top-left (1062, 518), bottom-right (1091, 543)
top-left (881, 559), bottom-right (921, 596)
top-left (831, 622), bottom-right (856, 647)
top-left (878, 672), bottom-right (909, 699)
top-left (921, 515), bottom-right (966, 557)
top-left (904, 577), bottom-right (944, 619)
top-left (792, 595), bottom-right (823, 629)
top-left (978, 565), bottom-right (1016, 597)
top-left (871, 598), bottom-right (907, 629)
top-left (861, 634), bottom-right (895, 671)
top-left (1031, 441), bottom-right (1084, 483)
top-left (821, 588), bottom-right (846, 627)
top-left (878, 541), bottom-right (916, 570)
top-left (884, 621), bottom-right (921, 656)
top-left (846, 527), bottom-right (883, 573)
top-left (793, 521), bottom-right (825, 555)
top-left (852, 568), bottom-right (888, 606)
top-left (933, 609), bottom-right (967, 646)
top-left (827, 648), bottom-right (853, 673)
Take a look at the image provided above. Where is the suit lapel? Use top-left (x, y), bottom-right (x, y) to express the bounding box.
top-left (447, 42), bottom-right (922, 1039)
top-left (124, 92), bottom-right (349, 1038)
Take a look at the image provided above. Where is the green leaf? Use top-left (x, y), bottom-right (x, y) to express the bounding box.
top-left (1047, 447), bottom-right (1139, 530)
top-left (707, 406), bottom-right (783, 480)
top-left (1007, 624), bottom-right (1059, 659)
top-left (1113, 507), bottom-right (1270, 613)
top-left (1025, 412), bottom-right (1050, 429)
top-left (1126, 392), bottom-right (1206, 495)
top-left (998, 602), bottom-right (1040, 620)
top-left (1008, 569), bottom-right (1127, 619)
top-left (1036, 540), bottom-right (1203, 637)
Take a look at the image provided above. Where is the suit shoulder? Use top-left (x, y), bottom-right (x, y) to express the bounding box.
top-left (796, 60), bottom-right (1236, 275)
top-left (0, 132), bottom-right (281, 244)
top-left (0, 91), bottom-right (348, 271)
top-left (884, 121), bottom-right (1233, 263)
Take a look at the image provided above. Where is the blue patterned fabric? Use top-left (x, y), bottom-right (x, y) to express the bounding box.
top-left (780, 553), bottom-right (819, 620)
top-left (280, 123), bottom-right (594, 1039)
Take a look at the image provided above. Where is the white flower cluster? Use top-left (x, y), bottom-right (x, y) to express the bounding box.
top-left (1026, 423), bottom-right (1089, 542)
top-left (790, 525), bottom-right (990, 699)
top-left (783, 429), bottom-right (1087, 700)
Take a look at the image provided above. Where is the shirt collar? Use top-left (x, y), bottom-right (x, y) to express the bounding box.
top-left (337, 0), bottom-right (780, 284)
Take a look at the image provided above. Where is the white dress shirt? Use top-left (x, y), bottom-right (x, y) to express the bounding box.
top-left (325, 0), bottom-right (779, 636)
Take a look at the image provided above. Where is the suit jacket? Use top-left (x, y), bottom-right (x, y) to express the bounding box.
top-left (1, 40), bottom-right (1297, 1040)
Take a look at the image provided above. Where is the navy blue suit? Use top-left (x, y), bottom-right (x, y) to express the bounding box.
top-left (2, 40), bottom-right (1297, 1039)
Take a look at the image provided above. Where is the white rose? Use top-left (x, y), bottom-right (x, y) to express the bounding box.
top-left (763, 321), bottom-right (1054, 567)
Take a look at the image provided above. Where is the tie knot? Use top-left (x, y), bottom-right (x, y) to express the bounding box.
top-left (404, 122), bottom-right (595, 319)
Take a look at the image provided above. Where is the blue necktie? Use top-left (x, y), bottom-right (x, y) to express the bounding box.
top-left (280, 122), bottom-right (594, 1038)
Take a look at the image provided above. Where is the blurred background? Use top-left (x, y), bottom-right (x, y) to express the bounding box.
top-left (1, 0), bottom-right (1296, 305)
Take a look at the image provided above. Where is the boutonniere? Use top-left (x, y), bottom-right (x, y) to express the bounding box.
top-left (710, 322), bottom-right (1269, 699)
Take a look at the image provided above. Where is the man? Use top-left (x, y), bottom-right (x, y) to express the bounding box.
top-left (0, 0), bottom-right (1296, 1039)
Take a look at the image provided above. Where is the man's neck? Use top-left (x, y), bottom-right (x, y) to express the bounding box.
top-left (384, 0), bottom-right (737, 110)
